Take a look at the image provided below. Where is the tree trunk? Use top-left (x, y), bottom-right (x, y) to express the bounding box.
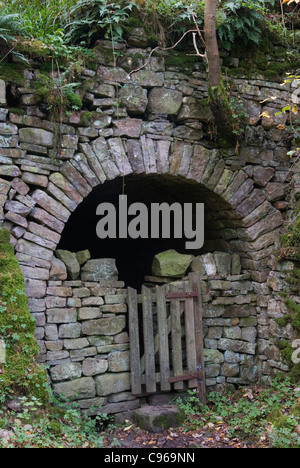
top-left (204, 0), bottom-right (221, 88)
top-left (204, 0), bottom-right (235, 143)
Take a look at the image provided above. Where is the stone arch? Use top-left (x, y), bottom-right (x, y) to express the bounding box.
top-left (0, 62), bottom-right (294, 404)
top-left (10, 141), bottom-right (283, 298)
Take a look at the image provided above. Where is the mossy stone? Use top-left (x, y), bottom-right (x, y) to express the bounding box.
top-left (133, 406), bottom-right (185, 433)
top-left (152, 250), bottom-right (192, 278)
top-left (56, 250), bottom-right (80, 280)
top-left (0, 228), bottom-right (49, 403)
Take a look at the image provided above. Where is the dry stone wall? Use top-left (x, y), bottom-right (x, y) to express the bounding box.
top-left (35, 255), bottom-right (139, 415)
top-left (0, 36), bottom-right (299, 410)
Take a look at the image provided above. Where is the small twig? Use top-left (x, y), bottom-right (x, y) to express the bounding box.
top-left (188, 32), bottom-right (206, 57)
top-left (0, 44), bottom-right (17, 63)
top-left (128, 29), bottom-right (204, 78)
top-left (190, 4), bottom-right (207, 51)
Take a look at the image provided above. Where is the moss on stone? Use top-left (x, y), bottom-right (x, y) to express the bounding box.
top-left (0, 229), bottom-right (49, 403)
top-left (15, 39), bottom-right (51, 60)
top-left (278, 340), bottom-right (300, 383)
top-left (9, 108), bottom-right (26, 116)
top-left (0, 63), bottom-right (25, 86)
top-left (154, 409), bottom-right (185, 430)
top-left (66, 92), bottom-right (83, 111)
top-left (275, 317), bottom-right (290, 328)
top-left (165, 52), bottom-right (199, 71)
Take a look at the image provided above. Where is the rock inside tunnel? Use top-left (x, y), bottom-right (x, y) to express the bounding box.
top-left (58, 174), bottom-right (244, 290)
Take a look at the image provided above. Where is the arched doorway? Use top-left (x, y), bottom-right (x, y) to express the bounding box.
top-left (58, 173), bottom-right (242, 289)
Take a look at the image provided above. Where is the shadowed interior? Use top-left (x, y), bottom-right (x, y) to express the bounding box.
top-left (58, 174), bottom-right (242, 289)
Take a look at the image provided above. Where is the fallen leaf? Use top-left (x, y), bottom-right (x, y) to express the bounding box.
top-left (260, 111), bottom-right (271, 119)
top-left (124, 425), bottom-right (134, 432)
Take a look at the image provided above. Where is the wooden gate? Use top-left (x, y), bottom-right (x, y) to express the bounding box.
top-left (128, 272), bottom-right (206, 404)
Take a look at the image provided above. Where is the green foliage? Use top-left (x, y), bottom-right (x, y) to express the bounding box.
top-left (0, 10), bottom-right (21, 43)
top-left (0, 395), bottom-right (113, 448)
top-left (64, 0), bottom-right (138, 45)
top-left (217, 1), bottom-right (270, 51)
top-left (136, 0), bottom-right (205, 36)
top-left (34, 65), bottom-right (83, 118)
top-left (0, 229), bottom-right (49, 404)
top-left (177, 377), bottom-right (300, 447)
top-left (2, 0), bottom-right (77, 41)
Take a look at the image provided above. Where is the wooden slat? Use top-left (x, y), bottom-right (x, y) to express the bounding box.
top-left (170, 285), bottom-right (183, 390)
top-left (139, 292), bottom-right (185, 375)
top-left (156, 286), bottom-right (171, 392)
top-left (166, 291), bottom-right (198, 299)
top-left (169, 373), bottom-right (200, 383)
top-left (128, 287), bottom-right (142, 395)
top-left (142, 285), bottom-right (156, 393)
top-left (189, 273), bottom-right (206, 405)
top-left (184, 283), bottom-right (198, 388)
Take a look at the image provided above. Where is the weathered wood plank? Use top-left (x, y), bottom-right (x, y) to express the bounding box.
top-left (170, 285), bottom-right (183, 390)
top-left (128, 287), bottom-right (142, 395)
top-left (184, 283), bottom-right (198, 388)
top-left (140, 286), bottom-right (184, 375)
top-left (169, 373), bottom-right (200, 383)
top-left (142, 285), bottom-right (156, 393)
top-left (189, 273), bottom-right (206, 405)
top-left (156, 285), bottom-right (171, 392)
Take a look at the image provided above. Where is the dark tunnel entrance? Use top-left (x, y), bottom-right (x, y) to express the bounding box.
top-left (58, 174), bottom-right (238, 290)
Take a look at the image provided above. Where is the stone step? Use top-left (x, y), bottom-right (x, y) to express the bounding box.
top-left (133, 405), bottom-right (184, 433)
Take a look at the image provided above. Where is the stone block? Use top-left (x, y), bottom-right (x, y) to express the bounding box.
top-left (205, 364), bottom-right (221, 378)
top-left (241, 327), bottom-right (257, 343)
top-left (82, 357), bottom-right (108, 376)
top-left (73, 287), bottom-right (91, 298)
top-left (50, 257), bottom-right (67, 281)
top-left (53, 377), bottom-right (96, 400)
top-left (0, 80), bottom-right (6, 106)
top-left (19, 128), bottom-right (54, 148)
top-left (81, 259), bottom-right (118, 281)
top-left (108, 350), bottom-right (130, 372)
top-left (213, 251), bottom-right (232, 276)
top-left (59, 323), bottom-right (81, 339)
top-left (82, 316), bottom-right (126, 336)
top-left (201, 253), bottom-right (217, 276)
top-left (152, 250), bottom-right (192, 278)
top-left (133, 406), bottom-right (184, 433)
top-left (25, 279), bottom-right (47, 299)
top-left (204, 349), bottom-right (224, 364)
top-left (221, 363), bottom-right (240, 377)
top-left (50, 362), bottom-right (82, 382)
top-left (64, 338), bottom-right (90, 350)
top-left (70, 347), bottom-right (97, 361)
top-left (119, 83), bottom-right (148, 114)
top-left (148, 88), bottom-right (183, 115)
top-left (218, 339), bottom-right (256, 355)
top-left (78, 307), bottom-right (102, 320)
top-left (56, 250), bottom-right (80, 280)
top-left (95, 372), bottom-right (130, 396)
top-left (76, 250), bottom-right (91, 266)
top-left (223, 326), bottom-right (242, 340)
top-left (240, 316), bottom-right (258, 327)
top-left (47, 308), bottom-right (77, 324)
